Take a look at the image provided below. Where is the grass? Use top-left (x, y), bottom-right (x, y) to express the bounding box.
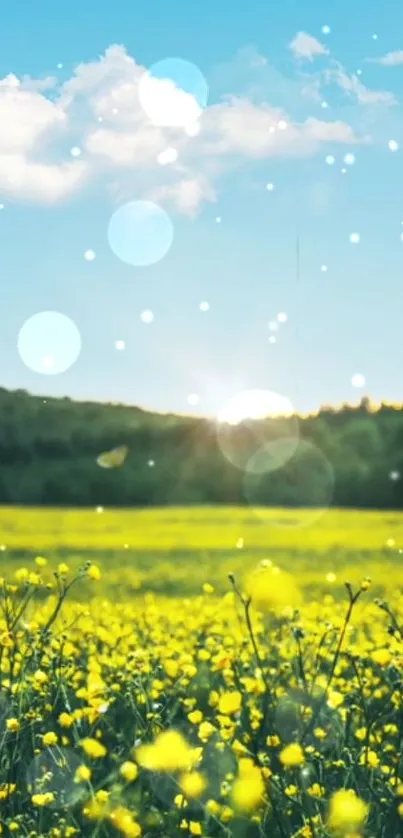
top-left (0, 505), bottom-right (402, 599)
top-left (1, 505), bottom-right (402, 550)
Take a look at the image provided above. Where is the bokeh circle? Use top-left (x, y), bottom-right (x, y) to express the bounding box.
top-left (244, 439), bottom-right (335, 529)
top-left (17, 312), bottom-right (81, 375)
top-left (216, 389), bottom-right (299, 474)
top-left (26, 747), bottom-right (89, 809)
top-left (108, 201), bottom-right (174, 267)
top-left (274, 689), bottom-right (344, 756)
top-left (138, 58), bottom-right (208, 127)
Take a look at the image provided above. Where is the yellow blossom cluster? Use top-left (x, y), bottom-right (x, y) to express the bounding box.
top-left (0, 534), bottom-right (400, 838)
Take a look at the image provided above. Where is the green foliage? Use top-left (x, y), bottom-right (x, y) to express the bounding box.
top-left (0, 387), bottom-right (402, 507)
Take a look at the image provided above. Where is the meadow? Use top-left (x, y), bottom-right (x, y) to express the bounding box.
top-left (0, 505), bottom-right (402, 838)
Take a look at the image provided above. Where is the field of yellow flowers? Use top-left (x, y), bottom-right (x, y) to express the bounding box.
top-left (0, 505), bottom-right (402, 838)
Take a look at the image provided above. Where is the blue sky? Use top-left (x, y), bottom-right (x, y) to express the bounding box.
top-left (1, 0), bottom-right (403, 418)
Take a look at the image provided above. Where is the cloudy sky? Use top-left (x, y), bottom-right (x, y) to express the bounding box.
top-left (1, 0), bottom-right (403, 417)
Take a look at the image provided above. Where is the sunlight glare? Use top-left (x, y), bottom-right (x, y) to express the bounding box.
top-left (217, 389), bottom-right (294, 426)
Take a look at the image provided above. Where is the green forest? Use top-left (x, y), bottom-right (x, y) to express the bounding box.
top-left (0, 386), bottom-right (402, 508)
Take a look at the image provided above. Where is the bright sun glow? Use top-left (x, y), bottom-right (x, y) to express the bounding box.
top-left (217, 389), bottom-right (294, 426)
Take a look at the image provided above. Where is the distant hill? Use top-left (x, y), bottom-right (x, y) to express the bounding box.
top-left (0, 386), bottom-right (402, 508)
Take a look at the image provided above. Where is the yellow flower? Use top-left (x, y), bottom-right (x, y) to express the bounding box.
top-left (246, 564), bottom-right (301, 611)
top-left (42, 731), bottom-right (58, 747)
top-left (80, 738), bottom-right (107, 759)
top-left (384, 724), bottom-right (398, 736)
top-left (6, 718), bottom-right (20, 733)
top-left (180, 772), bottom-right (206, 799)
top-left (35, 556), bottom-right (47, 567)
top-left (232, 759), bottom-right (265, 812)
top-left (359, 749), bottom-right (379, 768)
top-left (198, 721), bottom-right (215, 741)
top-left (221, 806), bottom-right (234, 823)
top-left (83, 799), bottom-right (108, 821)
top-left (206, 799), bottom-right (221, 816)
top-left (0, 632), bottom-right (13, 648)
top-left (110, 806), bottom-right (141, 838)
top-left (15, 568), bottom-right (29, 583)
top-left (371, 648), bottom-right (392, 667)
top-left (88, 564), bottom-right (101, 581)
top-left (307, 784), bottom-right (325, 798)
top-left (328, 789), bottom-right (369, 832)
top-left (188, 710), bottom-right (203, 725)
top-left (218, 691), bottom-right (242, 716)
top-left (203, 583), bottom-right (214, 594)
top-left (58, 712), bottom-right (74, 728)
top-left (189, 823), bottom-right (202, 836)
top-left (119, 762), bottom-right (138, 782)
top-left (164, 659), bottom-right (179, 679)
top-left (198, 649), bottom-right (210, 661)
top-left (279, 743), bottom-right (305, 767)
top-left (32, 792), bottom-right (55, 806)
top-left (174, 793), bottom-right (187, 808)
top-left (75, 765), bottom-right (91, 783)
top-left (0, 783), bottom-right (16, 801)
top-left (136, 730), bottom-right (194, 772)
top-left (314, 728), bottom-right (327, 740)
top-left (327, 690), bottom-right (344, 709)
top-left (33, 670), bottom-right (48, 685)
top-left (58, 563), bottom-right (69, 575)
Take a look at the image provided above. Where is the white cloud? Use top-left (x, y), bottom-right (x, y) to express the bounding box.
top-left (12, 75), bottom-right (57, 93)
top-left (0, 74), bottom-right (65, 153)
top-left (288, 36), bottom-right (396, 108)
top-left (289, 32), bottom-right (328, 61)
top-left (368, 50), bottom-right (403, 66)
top-left (85, 127), bottom-right (163, 165)
top-left (0, 44), bottom-right (364, 212)
top-left (60, 44), bottom-right (141, 111)
top-left (201, 97), bottom-right (359, 158)
top-left (150, 175), bottom-right (216, 215)
top-left (0, 155), bottom-right (88, 202)
top-left (299, 77), bottom-right (323, 103)
top-left (326, 65), bottom-right (396, 106)
top-left (0, 74), bottom-right (86, 202)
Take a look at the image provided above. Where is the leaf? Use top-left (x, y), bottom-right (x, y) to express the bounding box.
top-left (96, 445), bottom-right (128, 469)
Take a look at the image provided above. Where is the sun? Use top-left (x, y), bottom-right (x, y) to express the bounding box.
top-left (217, 389), bottom-right (294, 426)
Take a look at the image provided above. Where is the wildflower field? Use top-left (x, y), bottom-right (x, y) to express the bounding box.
top-left (0, 505), bottom-right (403, 838)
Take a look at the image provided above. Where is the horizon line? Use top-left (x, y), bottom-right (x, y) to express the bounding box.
top-left (1, 385), bottom-right (402, 422)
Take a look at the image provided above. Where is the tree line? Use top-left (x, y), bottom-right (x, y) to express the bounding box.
top-left (0, 387), bottom-right (402, 508)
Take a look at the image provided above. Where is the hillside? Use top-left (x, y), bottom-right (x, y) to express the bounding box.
top-left (0, 386), bottom-right (402, 507)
